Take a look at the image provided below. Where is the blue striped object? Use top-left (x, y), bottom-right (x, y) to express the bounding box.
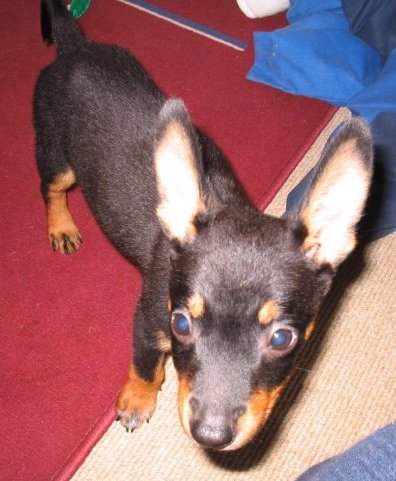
top-left (117, 0), bottom-right (248, 51)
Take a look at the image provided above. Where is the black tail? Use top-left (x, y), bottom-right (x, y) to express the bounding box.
top-left (41, 0), bottom-right (85, 54)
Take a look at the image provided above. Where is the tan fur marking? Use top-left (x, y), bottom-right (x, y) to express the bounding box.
top-left (155, 330), bottom-right (172, 353)
top-left (188, 293), bottom-right (205, 319)
top-left (49, 169), bottom-right (76, 193)
top-left (304, 320), bottom-right (316, 341)
top-left (177, 375), bottom-right (192, 437)
top-left (258, 300), bottom-right (278, 325)
top-left (116, 358), bottom-right (165, 427)
top-left (224, 383), bottom-right (286, 450)
top-left (46, 169), bottom-right (81, 254)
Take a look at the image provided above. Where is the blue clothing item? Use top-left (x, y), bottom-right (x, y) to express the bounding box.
top-left (248, 0), bottom-right (382, 104)
top-left (287, 0), bottom-right (341, 21)
top-left (349, 49), bottom-right (396, 123)
top-left (343, 0), bottom-right (396, 59)
top-left (295, 422), bottom-right (396, 481)
top-left (248, 0), bottom-right (396, 241)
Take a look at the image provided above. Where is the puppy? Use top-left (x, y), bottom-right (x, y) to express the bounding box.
top-left (34, 0), bottom-right (373, 451)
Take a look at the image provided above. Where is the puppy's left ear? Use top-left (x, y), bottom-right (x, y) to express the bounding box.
top-left (295, 117), bottom-right (373, 269)
top-left (154, 98), bottom-right (206, 244)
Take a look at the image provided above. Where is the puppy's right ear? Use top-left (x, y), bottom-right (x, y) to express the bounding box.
top-left (294, 117), bottom-right (373, 270)
top-left (154, 98), bottom-right (206, 244)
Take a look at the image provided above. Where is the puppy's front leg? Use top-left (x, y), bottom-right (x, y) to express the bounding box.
top-left (116, 302), bottom-right (167, 432)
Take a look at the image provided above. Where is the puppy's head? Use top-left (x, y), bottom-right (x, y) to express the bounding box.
top-left (154, 99), bottom-right (373, 450)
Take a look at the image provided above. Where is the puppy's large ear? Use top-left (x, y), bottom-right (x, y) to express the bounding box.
top-left (296, 117), bottom-right (373, 269)
top-left (154, 98), bottom-right (206, 243)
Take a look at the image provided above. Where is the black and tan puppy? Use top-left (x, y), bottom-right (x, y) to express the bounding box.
top-left (34, 0), bottom-right (373, 451)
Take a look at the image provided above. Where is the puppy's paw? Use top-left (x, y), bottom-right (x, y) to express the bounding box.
top-left (49, 230), bottom-right (82, 254)
top-left (116, 393), bottom-right (156, 432)
top-left (115, 387), bottom-right (157, 432)
top-left (115, 364), bottom-right (164, 432)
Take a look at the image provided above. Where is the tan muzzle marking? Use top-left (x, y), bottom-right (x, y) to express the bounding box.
top-left (223, 383), bottom-right (286, 451)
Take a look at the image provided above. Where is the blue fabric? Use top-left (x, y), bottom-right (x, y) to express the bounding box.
top-left (343, 0), bottom-right (396, 59)
top-left (295, 422), bottom-right (396, 481)
top-left (248, 0), bottom-right (396, 241)
top-left (248, 0), bottom-right (382, 104)
top-left (349, 49), bottom-right (396, 122)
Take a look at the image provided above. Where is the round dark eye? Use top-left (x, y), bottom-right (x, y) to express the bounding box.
top-left (270, 329), bottom-right (296, 351)
top-left (171, 309), bottom-right (192, 339)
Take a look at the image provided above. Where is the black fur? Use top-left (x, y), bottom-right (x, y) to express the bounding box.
top-left (34, 1), bottom-right (373, 451)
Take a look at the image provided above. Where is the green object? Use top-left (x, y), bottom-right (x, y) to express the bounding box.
top-left (70, 0), bottom-right (92, 18)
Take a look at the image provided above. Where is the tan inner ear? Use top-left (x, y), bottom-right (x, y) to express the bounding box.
top-left (301, 139), bottom-right (371, 268)
top-left (155, 121), bottom-right (204, 243)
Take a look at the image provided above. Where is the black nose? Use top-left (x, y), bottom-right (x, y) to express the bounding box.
top-left (190, 418), bottom-right (234, 449)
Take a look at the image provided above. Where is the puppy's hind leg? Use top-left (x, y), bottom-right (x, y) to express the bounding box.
top-left (35, 90), bottom-right (82, 254)
top-left (41, 168), bottom-right (82, 254)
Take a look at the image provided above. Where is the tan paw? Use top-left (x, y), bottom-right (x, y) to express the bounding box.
top-left (115, 363), bottom-right (165, 432)
top-left (49, 228), bottom-right (82, 254)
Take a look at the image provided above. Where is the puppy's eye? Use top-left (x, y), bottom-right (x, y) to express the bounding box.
top-left (171, 308), bottom-right (193, 342)
top-left (269, 328), bottom-right (298, 354)
top-left (173, 312), bottom-right (190, 335)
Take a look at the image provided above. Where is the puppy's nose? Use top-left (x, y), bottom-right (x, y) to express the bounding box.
top-left (190, 417), bottom-right (234, 449)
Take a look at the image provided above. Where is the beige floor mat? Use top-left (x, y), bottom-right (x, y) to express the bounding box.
top-left (73, 108), bottom-right (396, 481)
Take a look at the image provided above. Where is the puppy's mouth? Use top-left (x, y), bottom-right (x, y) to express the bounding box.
top-left (178, 375), bottom-right (285, 451)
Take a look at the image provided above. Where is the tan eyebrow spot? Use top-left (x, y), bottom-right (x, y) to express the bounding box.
top-left (187, 293), bottom-right (205, 318)
top-left (258, 300), bottom-right (278, 325)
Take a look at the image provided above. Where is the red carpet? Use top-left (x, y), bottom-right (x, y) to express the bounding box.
top-left (0, 1), bottom-right (335, 480)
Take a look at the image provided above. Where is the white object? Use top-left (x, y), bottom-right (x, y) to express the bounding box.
top-left (236, 0), bottom-right (290, 18)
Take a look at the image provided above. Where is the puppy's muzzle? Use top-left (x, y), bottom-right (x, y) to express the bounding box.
top-left (178, 375), bottom-right (286, 451)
